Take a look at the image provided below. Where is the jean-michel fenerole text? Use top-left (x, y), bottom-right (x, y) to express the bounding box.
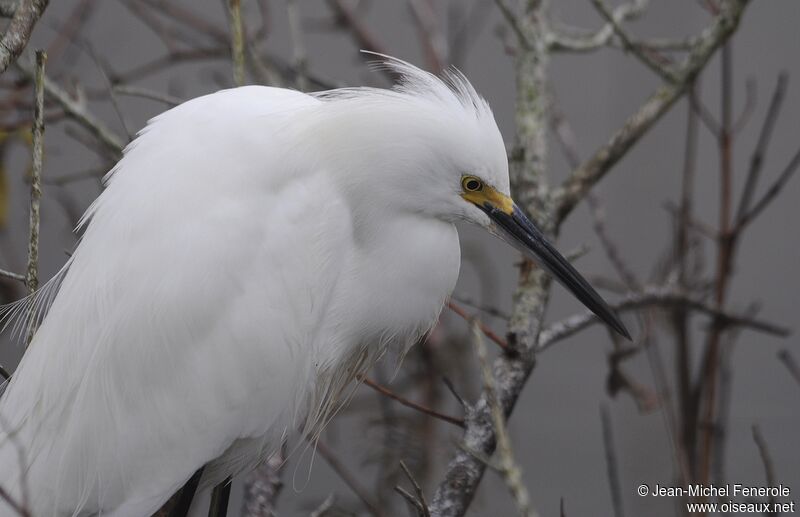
top-left (651, 484), bottom-right (791, 498)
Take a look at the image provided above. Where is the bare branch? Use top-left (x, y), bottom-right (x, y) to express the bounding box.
top-left (22, 49), bottom-right (45, 348)
top-left (227, 0), bottom-right (246, 86)
top-left (0, 268), bottom-right (25, 283)
top-left (554, 0), bottom-right (751, 224)
top-left (493, 0), bottom-right (530, 50)
top-left (590, 0), bottom-right (676, 82)
top-left (285, 0), bottom-right (308, 90)
top-left (16, 56), bottom-right (125, 158)
top-left (537, 285), bottom-right (789, 352)
top-left (0, 0), bottom-right (48, 75)
top-left (546, 0), bottom-right (647, 53)
top-left (470, 321), bottom-right (536, 517)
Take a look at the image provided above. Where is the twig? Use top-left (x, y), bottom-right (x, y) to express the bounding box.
top-left (736, 145), bottom-right (800, 231)
top-left (227, 0), bottom-right (246, 86)
top-left (537, 285), bottom-right (789, 352)
top-left (546, 0), bottom-right (648, 52)
top-left (751, 425), bottom-right (777, 508)
top-left (327, 0), bottom-right (393, 80)
top-left (0, 0), bottom-right (48, 74)
top-left (23, 49), bottom-right (45, 347)
top-left (441, 376), bottom-right (467, 410)
top-left (470, 321), bottom-right (536, 517)
top-left (731, 77), bottom-right (756, 134)
top-left (396, 486), bottom-right (427, 517)
top-left (690, 92), bottom-right (722, 136)
top-left (112, 85), bottom-right (183, 107)
top-left (407, 0), bottom-right (447, 73)
top-left (493, 0), bottom-right (530, 50)
top-left (15, 56), bottom-right (125, 158)
top-left (555, 0), bottom-right (752, 224)
top-left (736, 73), bottom-right (788, 224)
top-left (446, 300), bottom-right (508, 350)
top-left (600, 405), bottom-right (625, 517)
top-left (285, 0), bottom-right (308, 90)
top-left (396, 461), bottom-right (431, 517)
top-left (309, 494), bottom-right (335, 517)
top-left (0, 268), bottom-right (25, 282)
top-left (450, 294), bottom-right (509, 320)
top-left (777, 349), bottom-right (800, 388)
top-left (586, 193), bottom-right (641, 291)
top-left (590, 0), bottom-right (675, 82)
top-left (361, 377), bottom-right (464, 428)
top-left (315, 441), bottom-right (385, 517)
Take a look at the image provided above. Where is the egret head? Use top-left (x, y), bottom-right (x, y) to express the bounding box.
top-left (316, 56), bottom-right (630, 339)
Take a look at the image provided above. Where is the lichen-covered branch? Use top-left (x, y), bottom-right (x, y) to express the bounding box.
top-left (554, 0), bottom-right (751, 224)
top-left (428, 2), bottom-right (753, 515)
top-left (536, 285), bottom-right (789, 352)
top-left (0, 0), bottom-right (48, 74)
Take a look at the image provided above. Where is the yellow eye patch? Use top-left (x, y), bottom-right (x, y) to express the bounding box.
top-left (460, 176), bottom-right (514, 215)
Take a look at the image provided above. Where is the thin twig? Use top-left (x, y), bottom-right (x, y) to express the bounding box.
top-left (407, 0), bottom-right (446, 73)
top-left (361, 377), bottom-right (464, 428)
top-left (285, 0), bottom-right (308, 90)
top-left (736, 73), bottom-right (788, 224)
top-left (446, 300), bottom-right (508, 350)
top-left (777, 349), bottom-right (800, 388)
top-left (315, 441), bottom-right (385, 517)
top-left (309, 494), bottom-right (335, 517)
top-left (112, 85), bottom-right (183, 107)
top-left (546, 0), bottom-right (647, 53)
top-left (227, 0), bottom-right (246, 86)
top-left (397, 461), bottom-right (431, 517)
top-left (537, 285), bottom-right (789, 352)
top-left (0, 269), bottom-right (25, 283)
top-left (600, 405), bottom-right (625, 517)
top-left (15, 56), bottom-right (125, 158)
top-left (590, 0), bottom-right (675, 82)
top-left (736, 145), bottom-right (800, 231)
top-left (751, 425), bottom-right (777, 509)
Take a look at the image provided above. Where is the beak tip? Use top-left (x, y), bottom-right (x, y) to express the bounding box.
top-left (614, 320), bottom-right (633, 341)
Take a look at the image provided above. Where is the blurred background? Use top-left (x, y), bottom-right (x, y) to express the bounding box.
top-left (1, 1), bottom-right (798, 516)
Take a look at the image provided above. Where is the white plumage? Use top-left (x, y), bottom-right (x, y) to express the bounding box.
top-left (0, 56), bottom-right (626, 517)
top-left (0, 59), bottom-right (503, 516)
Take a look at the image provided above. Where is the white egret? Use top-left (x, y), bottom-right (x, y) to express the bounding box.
top-left (0, 56), bottom-right (628, 516)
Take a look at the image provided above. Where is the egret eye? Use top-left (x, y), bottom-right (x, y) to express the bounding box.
top-left (462, 177), bottom-right (483, 192)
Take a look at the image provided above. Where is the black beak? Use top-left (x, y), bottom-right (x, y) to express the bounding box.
top-left (483, 202), bottom-right (631, 340)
